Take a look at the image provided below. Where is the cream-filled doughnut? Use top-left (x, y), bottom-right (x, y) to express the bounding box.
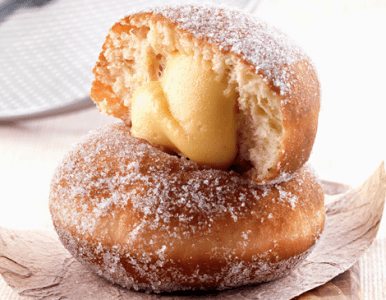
top-left (51, 3), bottom-right (325, 293)
top-left (91, 3), bottom-right (321, 183)
top-left (49, 123), bottom-right (325, 292)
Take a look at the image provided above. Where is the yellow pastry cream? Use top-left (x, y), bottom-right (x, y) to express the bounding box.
top-left (130, 53), bottom-right (237, 169)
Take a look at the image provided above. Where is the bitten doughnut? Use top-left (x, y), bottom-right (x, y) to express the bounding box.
top-left (90, 3), bottom-right (321, 183)
top-left (49, 123), bottom-right (325, 292)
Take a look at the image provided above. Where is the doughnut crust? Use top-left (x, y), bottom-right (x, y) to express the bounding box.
top-left (90, 3), bottom-right (321, 183)
top-left (49, 123), bottom-right (325, 292)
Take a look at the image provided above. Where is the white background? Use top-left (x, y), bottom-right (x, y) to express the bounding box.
top-left (0, 0), bottom-right (385, 299)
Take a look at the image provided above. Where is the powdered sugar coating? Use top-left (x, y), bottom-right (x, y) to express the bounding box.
top-left (131, 3), bottom-right (310, 96)
top-left (49, 123), bottom-right (325, 292)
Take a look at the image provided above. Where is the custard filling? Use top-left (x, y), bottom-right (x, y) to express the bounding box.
top-left (130, 53), bottom-right (237, 169)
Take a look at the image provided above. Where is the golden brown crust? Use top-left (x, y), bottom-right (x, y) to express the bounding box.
top-left (90, 4), bottom-right (320, 184)
top-left (50, 123), bottom-right (325, 292)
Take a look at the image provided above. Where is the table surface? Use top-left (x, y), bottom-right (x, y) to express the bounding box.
top-left (1, 0), bottom-right (385, 299)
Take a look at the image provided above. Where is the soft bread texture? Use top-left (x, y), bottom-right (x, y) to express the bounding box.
top-left (91, 3), bottom-right (321, 183)
top-left (49, 123), bottom-right (325, 292)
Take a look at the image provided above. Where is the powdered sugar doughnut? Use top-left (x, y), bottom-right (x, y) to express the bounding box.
top-left (91, 3), bottom-right (321, 183)
top-left (49, 123), bottom-right (325, 292)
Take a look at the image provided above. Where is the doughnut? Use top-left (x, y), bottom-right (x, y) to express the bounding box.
top-left (50, 3), bottom-right (325, 293)
top-left (90, 3), bottom-right (321, 183)
top-left (49, 123), bottom-right (325, 292)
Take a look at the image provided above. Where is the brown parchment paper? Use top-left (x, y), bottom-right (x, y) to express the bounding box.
top-left (0, 162), bottom-right (385, 300)
top-left (293, 262), bottom-right (360, 299)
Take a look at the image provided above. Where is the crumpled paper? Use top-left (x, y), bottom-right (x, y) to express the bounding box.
top-left (0, 163), bottom-right (385, 300)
